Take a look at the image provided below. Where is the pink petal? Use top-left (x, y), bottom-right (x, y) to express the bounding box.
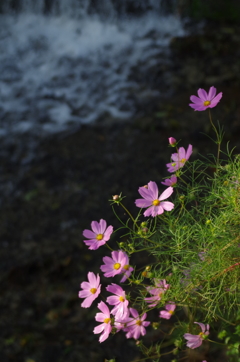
top-left (148, 181), bottom-right (159, 199)
top-left (129, 308), bottom-right (139, 319)
top-left (103, 225), bottom-right (113, 241)
top-left (159, 186), bottom-right (173, 201)
top-left (186, 144), bottom-right (193, 160)
top-left (161, 201), bottom-right (174, 211)
top-left (83, 229), bottom-right (96, 239)
top-left (208, 86), bottom-right (216, 100)
top-left (171, 152), bottom-right (180, 162)
top-left (190, 95), bottom-right (204, 104)
top-left (98, 301), bottom-right (110, 316)
top-left (135, 199), bottom-right (152, 208)
top-left (91, 220), bottom-right (101, 234)
top-left (143, 206), bottom-right (155, 217)
top-left (81, 295), bottom-right (95, 308)
top-left (138, 186), bottom-right (153, 201)
top-left (79, 289), bottom-right (91, 298)
top-left (197, 88), bottom-right (208, 101)
top-left (88, 272), bottom-right (97, 285)
top-left (194, 322), bottom-right (205, 333)
top-left (189, 103), bottom-right (207, 111)
top-left (99, 219), bottom-right (107, 234)
top-left (99, 324), bottom-right (112, 343)
top-left (210, 92), bottom-right (222, 107)
top-left (93, 323), bottom-right (105, 334)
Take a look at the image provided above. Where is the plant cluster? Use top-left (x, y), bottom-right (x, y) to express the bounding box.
top-left (78, 87), bottom-right (240, 362)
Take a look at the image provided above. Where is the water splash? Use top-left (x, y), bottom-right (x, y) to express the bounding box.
top-left (0, 0), bottom-right (184, 136)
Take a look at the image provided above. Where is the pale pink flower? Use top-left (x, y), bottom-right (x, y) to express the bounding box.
top-left (135, 181), bottom-right (174, 217)
top-left (189, 86), bottom-right (222, 111)
top-left (145, 279), bottom-right (170, 307)
top-left (159, 302), bottom-right (176, 319)
top-left (184, 322), bottom-right (210, 349)
top-left (169, 137), bottom-right (177, 146)
top-left (93, 301), bottom-right (112, 343)
top-left (166, 145), bottom-right (193, 173)
top-left (82, 219), bottom-right (113, 250)
top-left (120, 254), bottom-right (134, 283)
top-left (161, 175), bottom-right (177, 187)
top-left (78, 272), bottom-right (101, 308)
top-left (100, 250), bottom-right (128, 278)
top-left (123, 308), bottom-right (150, 340)
top-left (106, 284), bottom-right (129, 320)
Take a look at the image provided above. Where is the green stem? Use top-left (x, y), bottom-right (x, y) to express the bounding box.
top-left (120, 202), bottom-right (139, 229)
top-left (208, 109), bottom-right (221, 166)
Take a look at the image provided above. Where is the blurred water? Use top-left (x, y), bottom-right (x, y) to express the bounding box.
top-left (0, 0), bottom-right (185, 136)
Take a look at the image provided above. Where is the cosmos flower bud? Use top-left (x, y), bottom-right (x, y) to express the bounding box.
top-left (168, 137), bottom-right (177, 146)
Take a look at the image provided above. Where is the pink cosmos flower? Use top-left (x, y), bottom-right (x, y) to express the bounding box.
top-left (82, 219), bottom-right (113, 250)
top-left (159, 302), bottom-right (176, 319)
top-left (161, 175), bottom-right (177, 187)
top-left (119, 254), bottom-right (134, 283)
top-left (100, 250), bottom-right (129, 278)
top-left (93, 301), bottom-right (112, 343)
top-left (106, 283), bottom-right (129, 320)
top-left (169, 137), bottom-right (177, 146)
top-left (184, 322), bottom-right (210, 349)
top-left (78, 272), bottom-right (101, 308)
top-left (166, 145), bottom-right (193, 173)
top-left (122, 308), bottom-right (150, 340)
top-left (135, 181), bottom-right (174, 217)
top-left (189, 86), bottom-right (222, 111)
top-left (145, 279), bottom-right (170, 307)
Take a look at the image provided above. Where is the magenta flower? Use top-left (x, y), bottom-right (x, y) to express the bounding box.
top-left (135, 181), bottom-right (174, 217)
top-left (145, 279), bottom-right (170, 307)
top-left (93, 301), bottom-right (112, 343)
top-left (100, 250), bottom-right (129, 278)
top-left (78, 272), bottom-right (101, 308)
top-left (189, 86), bottom-right (222, 111)
top-left (123, 308), bottom-right (150, 340)
top-left (161, 175), bottom-right (177, 187)
top-left (106, 283), bottom-right (129, 320)
top-left (82, 219), bottom-right (113, 250)
top-left (159, 302), bottom-right (176, 319)
top-left (166, 145), bottom-right (192, 173)
top-left (169, 137), bottom-right (177, 146)
top-left (184, 322), bottom-right (210, 349)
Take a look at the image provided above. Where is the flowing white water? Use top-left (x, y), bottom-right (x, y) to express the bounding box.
top-left (0, 0), bottom-right (185, 136)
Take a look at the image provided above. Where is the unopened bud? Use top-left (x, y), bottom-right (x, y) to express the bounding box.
top-left (112, 195), bottom-right (119, 201)
top-left (140, 222), bottom-right (147, 227)
top-left (168, 137), bottom-right (177, 146)
top-left (152, 322), bottom-right (160, 330)
top-left (142, 227), bottom-right (148, 234)
top-left (145, 266), bottom-right (151, 271)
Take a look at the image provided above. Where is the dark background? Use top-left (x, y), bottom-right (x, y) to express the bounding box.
top-left (0, 1), bottom-right (240, 361)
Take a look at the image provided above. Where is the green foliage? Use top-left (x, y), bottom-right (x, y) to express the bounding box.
top-left (184, 0), bottom-right (240, 23)
top-left (111, 128), bottom-right (240, 361)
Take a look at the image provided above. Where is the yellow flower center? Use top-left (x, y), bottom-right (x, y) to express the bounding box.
top-left (119, 296), bottom-right (125, 302)
top-left (96, 234), bottom-right (103, 240)
top-left (152, 199), bottom-right (160, 206)
top-left (90, 288), bottom-right (97, 294)
top-left (104, 318), bottom-right (111, 324)
top-left (136, 320), bottom-right (142, 326)
top-left (114, 262), bottom-right (121, 270)
top-left (123, 265), bottom-right (129, 270)
top-left (171, 162), bottom-right (176, 167)
top-left (181, 158), bottom-right (186, 163)
top-left (204, 100), bottom-right (211, 106)
top-left (158, 292), bottom-right (163, 297)
top-left (169, 310), bottom-right (174, 315)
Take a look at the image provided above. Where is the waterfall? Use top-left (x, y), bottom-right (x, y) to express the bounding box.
top-left (0, 0), bottom-right (176, 17)
top-left (0, 0), bottom-right (184, 136)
